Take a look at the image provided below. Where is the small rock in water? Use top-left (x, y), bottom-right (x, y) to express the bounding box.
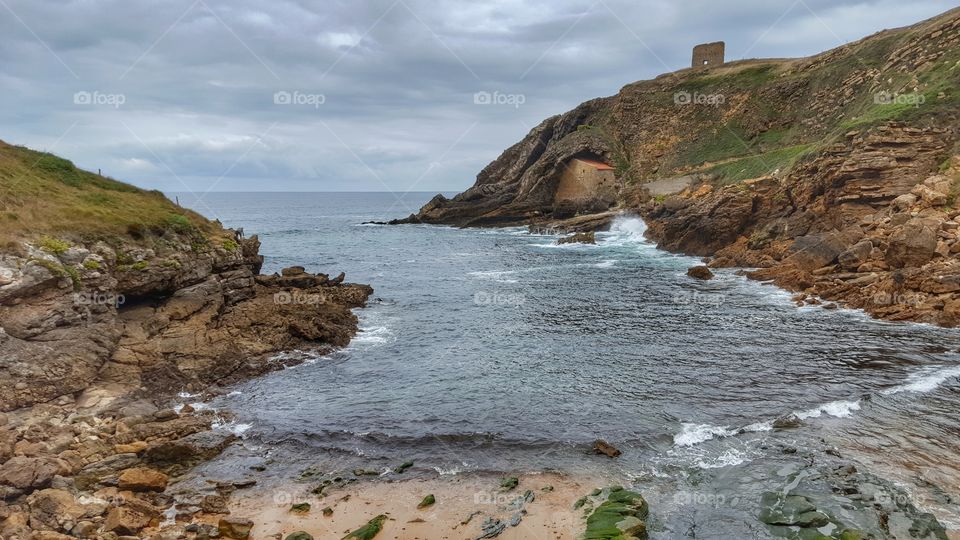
top-left (284, 532), bottom-right (313, 540)
top-left (687, 265), bottom-right (714, 280)
top-left (592, 439), bottom-right (622, 458)
top-left (557, 231), bottom-right (596, 245)
top-left (322, 506), bottom-right (333, 517)
top-left (393, 460), bottom-right (414, 474)
top-left (509, 512), bottom-right (522, 527)
top-left (772, 414), bottom-right (803, 429)
top-left (417, 494), bottom-right (435, 509)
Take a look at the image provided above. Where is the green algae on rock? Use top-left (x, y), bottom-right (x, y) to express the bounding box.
top-left (582, 487), bottom-right (649, 540)
top-left (342, 514), bottom-right (388, 540)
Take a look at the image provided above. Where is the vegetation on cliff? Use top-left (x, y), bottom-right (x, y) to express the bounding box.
top-left (398, 7), bottom-right (960, 228)
top-left (0, 140), bottom-right (227, 250)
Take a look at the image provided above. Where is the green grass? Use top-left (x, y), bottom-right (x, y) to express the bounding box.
top-left (706, 144), bottom-right (816, 184)
top-left (683, 64), bottom-right (778, 92)
top-left (0, 141), bottom-right (227, 247)
top-left (666, 123), bottom-right (754, 171)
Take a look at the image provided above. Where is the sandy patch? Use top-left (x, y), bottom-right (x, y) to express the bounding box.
top-left (228, 472), bottom-right (603, 539)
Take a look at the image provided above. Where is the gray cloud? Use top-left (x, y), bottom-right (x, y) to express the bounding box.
top-left (0, 0), bottom-right (955, 193)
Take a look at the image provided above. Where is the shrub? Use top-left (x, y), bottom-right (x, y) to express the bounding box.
top-left (38, 236), bottom-right (70, 255)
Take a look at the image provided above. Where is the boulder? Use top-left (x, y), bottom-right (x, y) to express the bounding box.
top-left (145, 430), bottom-right (236, 464)
top-left (912, 184), bottom-right (948, 206)
top-left (103, 506), bottom-right (153, 535)
top-left (218, 517), bottom-right (255, 539)
top-left (27, 489), bottom-right (85, 532)
top-left (892, 193), bottom-right (917, 211)
top-left (786, 230), bottom-right (860, 271)
top-left (118, 467), bottom-right (169, 492)
top-left (686, 266), bottom-right (714, 280)
top-left (923, 174), bottom-right (953, 194)
top-left (0, 456), bottom-right (70, 490)
top-left (281, 266), bottom-right (306, 276)
top-left (285, 533), bottom-right (314, 540)
top-left (886, 219), bottom-right (938, 268)
top-left (837, 240), bottom-right (874, 271)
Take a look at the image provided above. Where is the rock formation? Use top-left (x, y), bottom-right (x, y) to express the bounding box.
top-left (394, 7), bottom-right (960, 325)
top-left (0, 143), bottom-right (373, 538)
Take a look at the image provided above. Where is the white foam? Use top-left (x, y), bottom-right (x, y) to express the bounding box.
top-left (594, 259), bottom-right (617, 268)
top-left (468, 270), bottom-right (519, 283)
top-left (607, 215), bottom-right (647, 237)
top-left (673, 423), bottom-right (737, 447)
top-left (795, 399), bottom-right (861, 420)
top-left (212, 419), bottom-right (252, 436)
top-left (433, 465), bottom-right (467, 476)
top-left (884, 365), bottom-right (960, 395)
top-left (354, 325), bottom-right (393, 344)
top-left (695, 448), bottom-right (748, 469)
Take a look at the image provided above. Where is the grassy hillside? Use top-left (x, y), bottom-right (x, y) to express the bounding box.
top-left (604, 8), bottom-right (960, 186)
top-left (0, 141), bottom-right (226, 249)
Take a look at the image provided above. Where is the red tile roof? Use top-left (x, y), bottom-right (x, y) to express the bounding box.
top-left (575, 158), bottom-right (614, 170)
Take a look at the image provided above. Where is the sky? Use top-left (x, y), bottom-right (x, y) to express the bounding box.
top-left (0, 0), bottom-right (955, 193)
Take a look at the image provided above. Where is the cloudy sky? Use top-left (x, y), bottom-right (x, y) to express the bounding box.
top-left (0, 0), bottom-right (955, 193)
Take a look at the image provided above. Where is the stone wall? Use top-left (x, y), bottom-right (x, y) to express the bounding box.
top-left (692, 41), bottom-right (725, 67)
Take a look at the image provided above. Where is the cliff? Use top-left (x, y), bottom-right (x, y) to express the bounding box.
top-left (0, 142), bottom-right (373, 538)
top-left (396, 8), bottom-right (960, 325)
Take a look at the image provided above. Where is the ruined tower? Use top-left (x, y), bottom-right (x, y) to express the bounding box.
top-left (692, 42), bottom-right (725, 68)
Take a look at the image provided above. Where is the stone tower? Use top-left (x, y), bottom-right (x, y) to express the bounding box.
top-left (692, 42), bottom-right (725, 68)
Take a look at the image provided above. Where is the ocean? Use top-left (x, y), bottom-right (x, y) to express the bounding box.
top-left (176, 191), bottom-right (960, 536)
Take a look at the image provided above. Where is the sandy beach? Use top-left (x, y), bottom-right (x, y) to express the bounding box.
top-left (225, 473), bottom-right (600, 540)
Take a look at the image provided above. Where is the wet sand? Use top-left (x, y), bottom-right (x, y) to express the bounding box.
top-left (227, 473), bottom-right (599, 540)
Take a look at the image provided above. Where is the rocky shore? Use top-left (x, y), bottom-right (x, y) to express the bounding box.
top-left (394, 8), bottom-right (960, 327)
top-left (0, 226), bottom-right (372, 539)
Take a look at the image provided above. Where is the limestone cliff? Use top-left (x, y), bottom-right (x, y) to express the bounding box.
top-left (396, 8), bottom-right (960, 325)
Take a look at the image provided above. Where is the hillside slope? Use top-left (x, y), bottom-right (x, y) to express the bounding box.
top-left (397, 8), bottom-right (960, 325)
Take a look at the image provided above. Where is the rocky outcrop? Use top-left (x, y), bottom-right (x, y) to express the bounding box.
top-left (389, 7), bottom-right (960, 325)
top-left (0, 233), bottom-right (371, 411)
top-left (392, 98), bottom-right (617, 227)
top-left (645, 152), bottom-right (960, 325)
top-left (0, 228), bottom-right (372, 539)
